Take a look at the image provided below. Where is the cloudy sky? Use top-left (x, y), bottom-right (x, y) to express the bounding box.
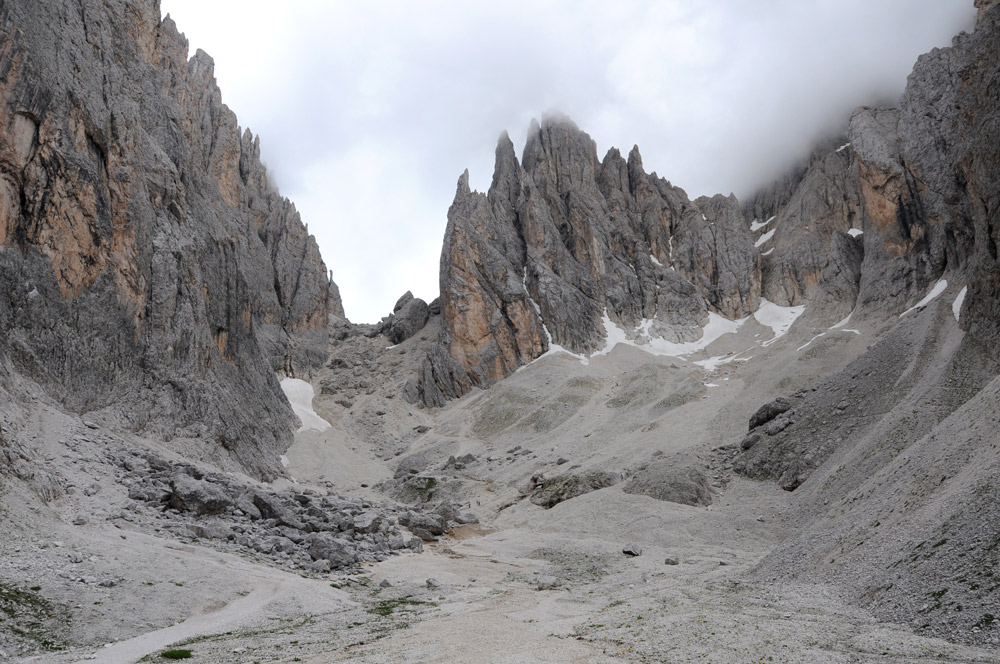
top-left (159, 1), bottom-right (975, 323)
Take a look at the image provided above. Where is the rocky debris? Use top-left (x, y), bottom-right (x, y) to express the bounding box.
top-left (748, 397), bottom-right (794, 430)
top-left (529, 471), bottom-right (619, 509)
top-left (394, 452), bottom-right (431, 479)
top-left (387, 293), bottom-right (431, 345)
top-left (168, 474), bottom-right (232, 516)
top-left (0, 1), bottom-right (336, 479)
top-left (622, 460), bottom-right (714, 507)
top-left (535, 575), bottom-right (560, 590)
top-left (123, 452), bottom-right (476, 571)
top-left (420, 119), bottom-right (760, 405)
top-left (737, 301), bottom-right (1000, 491)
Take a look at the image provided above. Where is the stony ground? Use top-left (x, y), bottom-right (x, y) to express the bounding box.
top-left (3, 299), bottom-right (1000, 663)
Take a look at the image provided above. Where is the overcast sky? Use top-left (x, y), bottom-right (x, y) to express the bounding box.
top-left (159, 1), bottom-right (975, 323)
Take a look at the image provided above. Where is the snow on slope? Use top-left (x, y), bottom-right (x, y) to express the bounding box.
top-left (754, 229), bottom-right (776, 247)
top-left (754, 299), bottom-right (806, 346)
top-left (280, 378), bottom-right (331, 432)
top-left (899, 279), bottom-right (948, 317)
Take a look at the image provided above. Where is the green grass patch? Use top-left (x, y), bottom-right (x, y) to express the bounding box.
top-left (367, 595), bottom-right (435, 617)
top-left (160, 650), bottom-right (193, 660)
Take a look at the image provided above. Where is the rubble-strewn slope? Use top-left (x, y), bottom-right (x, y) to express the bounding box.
top-left (735, 3), bottom-right (1000, 645)
top-left (0, 0), bottom-right (339, 478)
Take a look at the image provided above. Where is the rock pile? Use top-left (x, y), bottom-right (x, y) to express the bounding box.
top-left (125, 453), bottom-right (478, 571)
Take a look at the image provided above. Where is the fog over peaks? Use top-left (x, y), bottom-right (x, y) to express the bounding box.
top-left (161, 0), bottom-right (975, 322)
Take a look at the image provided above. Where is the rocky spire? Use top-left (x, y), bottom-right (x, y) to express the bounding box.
top-left (414, 118), bottom-right (761, 404)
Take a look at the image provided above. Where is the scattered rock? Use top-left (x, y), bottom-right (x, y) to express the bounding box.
top-left (622, 545), bottom-right (642, 557)
top-left (536, 575), bottom-right (560, 591)
top-left (169, 474), bottom-right (232, 516)
top-left (748, 397), bottom-right (792, 430)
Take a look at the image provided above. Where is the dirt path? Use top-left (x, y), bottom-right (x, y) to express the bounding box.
top-left (66, 581), bottom-right (282, 664)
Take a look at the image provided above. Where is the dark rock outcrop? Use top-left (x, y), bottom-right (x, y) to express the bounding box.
top-left (0, 1), bottom-right (338, 477)
top-left (387, 293), bottom-right (431, 345)
top-left (622, 460), bottom-right (714, 507)
top-left (529, 471), bottom-right (619, 508)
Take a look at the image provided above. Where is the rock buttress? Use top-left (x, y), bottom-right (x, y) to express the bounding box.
top-left (0, 0), bottom-right (337, 478)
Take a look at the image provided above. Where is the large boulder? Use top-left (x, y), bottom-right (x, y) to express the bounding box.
top-left (530, 471), bottom-right (619, 509)
top-left (622, 460), bottom-right (713, 507)
top-left (169, 474), bottom-right (232, 516)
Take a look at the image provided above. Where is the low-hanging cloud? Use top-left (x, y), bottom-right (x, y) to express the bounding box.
top-left (161, 0), bottom-right (976, 322)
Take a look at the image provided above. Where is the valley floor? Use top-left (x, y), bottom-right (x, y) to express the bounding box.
top-left (5, 298), bottom-right (999, 663)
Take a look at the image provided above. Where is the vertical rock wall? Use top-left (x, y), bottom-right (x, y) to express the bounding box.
top-left (415, 119), bottom-right (761, 405)
top-left (0, 0), bottom-right (339, 478)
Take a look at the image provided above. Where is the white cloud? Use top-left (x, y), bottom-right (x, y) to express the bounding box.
top-left (161, 0), bottom-right (975, 322)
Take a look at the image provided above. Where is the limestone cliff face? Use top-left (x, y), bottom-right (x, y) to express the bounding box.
top-left (412, 119), bottom-right (760, 405)
top-left (744, 5), bottom-right (997, 326)
top-left (0, 0), bottom-right (338, 478)
top-left (414, 3), bottom-right (998, 409)
top-left (742, 137), bottom-right (864, 308)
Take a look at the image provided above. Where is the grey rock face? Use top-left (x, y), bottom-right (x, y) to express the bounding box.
top-left (422, 119), bottom-right (760, 403)
top-left (674, 194), bottom-right (761, 318)
top-left (529, 471), bottom-right (619, 509)
top-left (0, 1), bottom-right (337, 478)
top-left (169, 474), bottom-right (232, 516)
top-left (748, 397), bottom-right (793, 430)
top-left (622, 460), bottom-right (714, 507)
top-left (388, 296), bottom-right (430, 345)
top-left (743, 138), bottom-right (864, 307)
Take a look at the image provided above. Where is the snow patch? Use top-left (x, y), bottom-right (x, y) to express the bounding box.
top-left (650, 254), bottom-right (663, 267)
top-left (847, 228), bottom-right (863, 237)
top-left (761, 248), bottom-right (774, 256)
top-left (754, 228), bottom-right (775, 248)
top-left (796, 333), bottom-right (826, 352)
top-left (836, 142), bottom-right (852, 152)
top-left (704, 383), bottom-right (719, 388)
top-left (953, 286), bottom-right (967, 322)
top-left (280, 455), bottom-right (290, 468)
top-left (280, 378), bottom-right (331, 432)
top-left (899, 279), bottom-right (948, 318)
top-left (592, 310), bottom-right (747, 360)
top-left (754, 299), bottom-right (806, 346)
top-left (750, 216), bottom-right (775, 232)
top-left (522, 268), bottom-right (590, 366)
top-left (831, 312), bottom-right (853, 329)
top-left (693, 349), bottom-right (753, 373)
